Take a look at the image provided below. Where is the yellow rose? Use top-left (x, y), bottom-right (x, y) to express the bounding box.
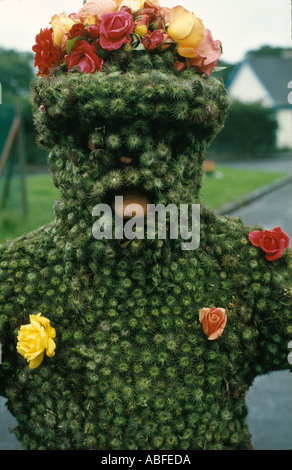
top-left (17, 313), bottom-right (56, 369)
top-left (50, 13), bottom-right (76, 49)
top-left (167, 5), bottom-right (205, 58)
top-left (80, 15), bottom-right (97, 25)
top-left (134, 24), bottom-right (148, 37)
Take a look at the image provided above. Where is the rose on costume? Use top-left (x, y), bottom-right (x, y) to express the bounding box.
top-left (133, 1), bottom-right (162, 37)
top-left (32, 1), bottom-right (223, 76)
top-left (68, 21), bottom-right (101, 40)
top-left (167, 5), bottom-right (205, 55)
top-left (119, 0), bottom-right (145, 13)
top-left (184, 29), bottom-right (222, 77)
top-left (249, 227), bottom-right (290, 261)
top-left (142, 29), bottom-right (169, 50)
top-left (17, 313), bottom-right (56, 369)
top-left (199, 307), bottom-right (227, 340)
top-left (88, 23), bottom-right (101, 40)
top-left (100, 11), bottom-right (134, 50)
top-left (32, 27), bottom-right (64, 76)
top-left (134, 14), bottom-right (150, 37)
top-left (50, 13), bottom-right (76, 48)
top-left (66, 39), bottom-right (103, 73)
top-left (173, 56), bottom-right (186, 71)
top-left (136, 2), bottom-right (157, 17)
top-left (68, 22), bottom-right (91, 39)
top-left (78, 0), bottom-right (117, 20)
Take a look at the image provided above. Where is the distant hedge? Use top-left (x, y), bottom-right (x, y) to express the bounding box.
top-left (0, 47), bottom-right (48, 167)
top-left (212, 100), bottom-right (278, 157)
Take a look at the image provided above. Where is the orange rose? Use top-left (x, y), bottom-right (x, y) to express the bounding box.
top-left (199, 307), bottom-right (227, 340)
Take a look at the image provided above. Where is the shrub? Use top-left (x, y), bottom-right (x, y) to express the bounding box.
top-left (213, 100), bottom-right (278, 157)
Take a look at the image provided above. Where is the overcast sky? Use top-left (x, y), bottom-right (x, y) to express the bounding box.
top-left (0, 0), bottom-right (291, 63)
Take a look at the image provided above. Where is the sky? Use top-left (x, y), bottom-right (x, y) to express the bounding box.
top-left (0, 0), bottom-right (291, 64)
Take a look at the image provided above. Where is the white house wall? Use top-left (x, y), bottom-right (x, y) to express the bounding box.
top-left (228, 62), bottom-right (274, 107)
top-left (276, 109), bottom-right (292, 149)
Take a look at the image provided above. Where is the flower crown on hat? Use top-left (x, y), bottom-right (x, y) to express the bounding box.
top-left (32, 0), bottom-right (223, 77)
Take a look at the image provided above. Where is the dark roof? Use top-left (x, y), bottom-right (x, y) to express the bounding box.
top-left (244, 54), bottom-right (292, 107)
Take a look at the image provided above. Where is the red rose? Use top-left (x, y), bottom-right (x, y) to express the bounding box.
top-left (32, 27), bottom-right (64, 76)
top-left (88, 23), bottom-right (101, 40)
top-left (142, 29), bottom-right (166, 50)
top-left (249, 226), bottom-right (290, 261)
top-left (65, 40), bottom-right (103, 73)
top-left (68, 23), bottom-right (90, 39)
top-left (99, 11), bottom-right (133, 51)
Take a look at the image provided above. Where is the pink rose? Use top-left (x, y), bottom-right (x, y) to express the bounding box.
top-left (78, 0), bottom-right (117, 19)
top-left (199, 307), bottom-right (227, 341)
top-left (65, 39), bottom-right (103, 73)
top-left (99, 11), bottom-right (133, 51)
top-left (184, 29), bottom-right (222, 77)
top-left (249, 226), bottom-right (290, 261)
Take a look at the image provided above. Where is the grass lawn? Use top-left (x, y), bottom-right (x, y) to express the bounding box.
top-left (0, 172), bottom-right (60, 243)
top-left (0, 167), bottom-right (286, 243)
top-left (201, 166), bottom-right (286, 209)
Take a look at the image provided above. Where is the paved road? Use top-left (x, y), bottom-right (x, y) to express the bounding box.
top-left (1, 157), bottom-right (292, 450)
top-left (0, 397), bottom-right (20, 450)
top-left (217, 153), bottom-right (292, 174)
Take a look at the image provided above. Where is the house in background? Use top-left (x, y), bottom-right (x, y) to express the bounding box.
top-left (226, 51), bottom-right (292, 149)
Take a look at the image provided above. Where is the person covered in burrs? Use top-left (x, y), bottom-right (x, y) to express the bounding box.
top-left (0, 0), bottom-right (291, 451)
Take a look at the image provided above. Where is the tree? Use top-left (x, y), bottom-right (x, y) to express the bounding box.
top-left (0, 48), bottom-right (47, 164)
top-left (0, 48), bottom-right (34, 102)
top-left (247, 45), bottom-right (291, 57)
top-left (212, 100), bottom-right (278, 157)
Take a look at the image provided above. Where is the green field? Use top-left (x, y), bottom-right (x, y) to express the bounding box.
top-left (0, 172), bottom-right (59, 243)
top-left (0, 167), bottom-right (286, 243)
top-left (201, 166), bottom-right (286, 209)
